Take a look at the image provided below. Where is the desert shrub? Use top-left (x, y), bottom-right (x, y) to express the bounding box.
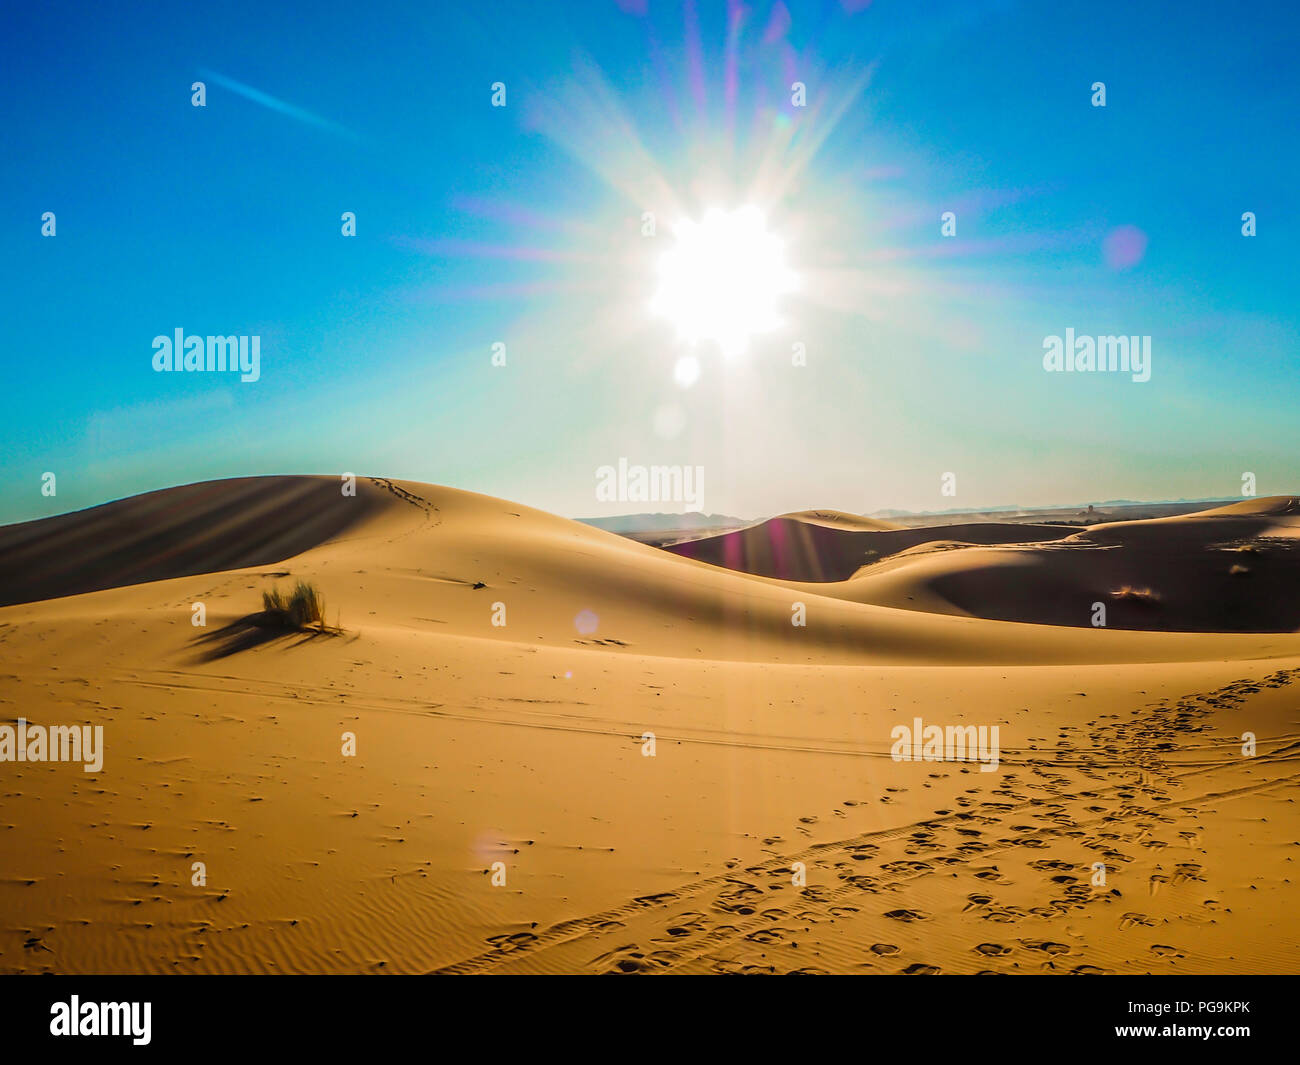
top-left (261, 580), bottom-right (328, 630)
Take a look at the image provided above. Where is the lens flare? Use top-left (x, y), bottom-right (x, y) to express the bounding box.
top-left (650, 205), bottom-right (797, 356)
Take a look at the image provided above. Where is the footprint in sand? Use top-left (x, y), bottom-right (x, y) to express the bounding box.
top-left (1029, 859), bottom-right (1075, 872)
top-left (883, 908), bottom-right (930, 922)
top-left (485, 931), bottom-right (537, 953)
top-left (633, 891), bottom-right (677, 907)
top-left (870, 943), bottom-right (900, 955)
top-left (981, 907), bottom-right (1027, 924)
top-left (1119, 912), bottom-right (1155, 930)
top-left (882, 860), bottom-right (933, 875)
top-left (659, 912), bottom-right (707, 940)
top-left (1021, 940), bottom-right (1071, 955)
top-left (597, 945), bottom-right (676, 974)
top-left (713, 884), bottom-right (764, 915)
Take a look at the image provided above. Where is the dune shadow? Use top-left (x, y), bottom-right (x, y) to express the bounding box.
top-left (190, 612), bottom-right (341, 661)
top-left (0, 476), bottom-right (382, 609)
top-left (666, 517), bottom-right (1076, 581)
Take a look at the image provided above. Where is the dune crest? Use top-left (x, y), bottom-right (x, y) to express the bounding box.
top-left (0, 476), bottom-right (417, 609)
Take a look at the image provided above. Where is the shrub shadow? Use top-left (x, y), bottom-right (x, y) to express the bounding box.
top-left (190, 611), bottom-right (340, 662)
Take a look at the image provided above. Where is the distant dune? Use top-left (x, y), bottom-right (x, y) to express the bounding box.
top-left (665, 512), bottom-right (1077, 583)
top-left (3, 477), bottom-right (1298, 974)
top-left (576, 511), bottom-right (748, 546)
top-left (667, 497), bottom-right (1300, 633)
top-left (576, 511), bottom-right (747, 534)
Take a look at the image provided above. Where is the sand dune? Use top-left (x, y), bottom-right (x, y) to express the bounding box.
top-left (672, 497), bottom-right (1300, 633)
top-left (0, 476), bottom-right (404, 609)
top-left (2, 477), bottom-right (1298, 974)
top-left (666, 512), bottom-right (1077, 581)
top-left (776, 509), bottom-right (903, 532)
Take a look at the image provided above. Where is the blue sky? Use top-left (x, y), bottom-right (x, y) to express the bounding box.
top-left (2, 0), bottom-right (1296, 524)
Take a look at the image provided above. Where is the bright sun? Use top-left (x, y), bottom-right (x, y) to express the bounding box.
top-left (651, 205), bottom-right (796, 356)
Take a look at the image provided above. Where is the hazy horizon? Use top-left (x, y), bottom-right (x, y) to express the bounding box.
top-left (0, 467), bottom-right (1269, 530)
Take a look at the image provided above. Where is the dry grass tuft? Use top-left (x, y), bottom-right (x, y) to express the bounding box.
top-left (261, 580), bottom-right (330, 631)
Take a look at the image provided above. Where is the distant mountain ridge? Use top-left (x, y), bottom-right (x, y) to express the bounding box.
top-left (579, 498), bottom-right (1245, 533)
top-left (866, 497), bottom-right (1238, 520)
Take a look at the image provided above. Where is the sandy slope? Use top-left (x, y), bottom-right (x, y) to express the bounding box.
top-left (672, 497), bottom-right (1300, 633)
top-left (0, 476), bottom-right (391, 609)
top-left (1, 477), bottom-right (1298, 974)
